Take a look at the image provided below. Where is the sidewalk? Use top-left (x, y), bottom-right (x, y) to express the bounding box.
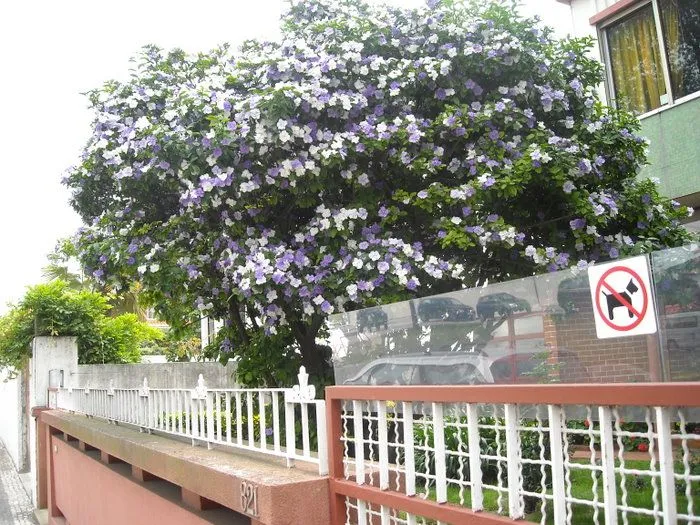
top-left (0, 444), bottom-right (37, 525)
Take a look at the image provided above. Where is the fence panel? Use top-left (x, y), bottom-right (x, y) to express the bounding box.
top-left (53, 367), bottom-right (327, 475)
top-left (326, 384), bottom-right (700, 525)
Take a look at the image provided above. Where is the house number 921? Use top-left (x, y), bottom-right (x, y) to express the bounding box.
top-left (241, 481), bottom-right (258, 516)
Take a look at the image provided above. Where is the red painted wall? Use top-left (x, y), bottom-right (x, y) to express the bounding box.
top-left (51, 437), bottom-right (220, 525)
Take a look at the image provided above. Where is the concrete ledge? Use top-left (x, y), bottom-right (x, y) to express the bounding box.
top-left (39, 410), bottom-right (330, 525)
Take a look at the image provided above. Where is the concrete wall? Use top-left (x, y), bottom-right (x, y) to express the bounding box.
top-left (50, 437), bottom-right (247, 525)
top-left (0, 371), bottom-right (21, 468)
top-left (70, 361), bottom-right (238, 390)
top-left (40, 410), bottom-right (330, 525)
top-left (29, 336), bottom-right (79, 506)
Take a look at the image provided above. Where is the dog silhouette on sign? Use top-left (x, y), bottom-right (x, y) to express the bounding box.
top-left (601, 278), bottom-right (639, 320)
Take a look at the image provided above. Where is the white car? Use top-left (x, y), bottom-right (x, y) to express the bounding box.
top-left (343, 352), bottom-right (494, 385)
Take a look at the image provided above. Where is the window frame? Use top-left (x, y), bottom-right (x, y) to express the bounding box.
top-left (598, 0), bottom-right (700, 118)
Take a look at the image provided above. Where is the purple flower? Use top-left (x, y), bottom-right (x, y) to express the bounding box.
top-left (378, 206), bottom-right (389, 218)
top-left (609, 247), bottom-right (619, 258)
top-left (406, 278), bottom-right (418, 291)
top-left (417, 190), bottom-right (428, 199)
top-left (569, 218), bottom-right (586, 230)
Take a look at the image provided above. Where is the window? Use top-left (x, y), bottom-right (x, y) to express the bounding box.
top-left (367, 364), bottom-right (416, 385)
top-left (603, 0), bottom-right (700, 114)
top-left (420, 364), bottom-right (486, 385)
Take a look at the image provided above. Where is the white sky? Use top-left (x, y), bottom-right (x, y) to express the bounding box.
top-left (0, 0), bottom-right (570, 314)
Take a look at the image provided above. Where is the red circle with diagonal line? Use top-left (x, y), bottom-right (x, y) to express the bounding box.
top-left (595, 266), bottom-right (648, 331)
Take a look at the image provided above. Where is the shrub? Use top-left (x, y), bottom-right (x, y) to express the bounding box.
top-left (413, 415), bottom-right (550, 513)
top-left (0, 280), bottom-right (162, 371)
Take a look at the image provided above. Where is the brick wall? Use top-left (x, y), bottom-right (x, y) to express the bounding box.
top-left (544, 309), bottom-right (654, 383)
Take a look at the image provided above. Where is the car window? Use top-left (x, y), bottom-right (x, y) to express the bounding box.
top-left (420, 363), bottom-right (485, 385)
top-left (367, 364), bottom-right (415, 385)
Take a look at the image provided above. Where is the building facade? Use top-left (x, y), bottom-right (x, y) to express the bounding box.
top-left (557, 0), bottom-right (700, 232)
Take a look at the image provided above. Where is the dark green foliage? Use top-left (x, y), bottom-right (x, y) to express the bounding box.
top-left (413, 415), bottom-right (550, 512)
top-left (0, 280), bottom-right (162, 372)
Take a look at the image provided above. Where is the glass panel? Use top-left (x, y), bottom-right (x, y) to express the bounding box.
top-left (651, 244), bottom-right (700, 381)
top-left (607, 4), bottom-right (667, 113)
top-left (329, 245), bottom-right (700, 385)
top-left (660, 0), bottom-right (700, 99)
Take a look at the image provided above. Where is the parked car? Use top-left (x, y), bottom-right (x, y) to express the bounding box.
top-left (417, 297), bottom-right (476, 323)
top-left (489, 348), bottom-right (590, 384)
top-left (356, 306), bottom-right (389, 333)
top-left (343, 352), bottom-right (494, 385)
top-left (476, 292), bottom-right (531, 319)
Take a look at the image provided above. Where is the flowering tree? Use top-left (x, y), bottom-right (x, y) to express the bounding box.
top-left (64, 0), bottom-right (693, 384)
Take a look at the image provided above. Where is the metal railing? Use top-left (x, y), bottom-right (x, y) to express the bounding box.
top-left (52, 367), bottom-right (328, 475)
top-left (325, 383), bottom-right (700, 525)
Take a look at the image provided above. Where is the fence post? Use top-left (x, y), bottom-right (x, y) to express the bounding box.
top-left (433, 402), bottom-right (448, 504)
top-left (206, 391), bottom-right (215, 449)
top-left (107, 380), bottom-right (115, 423)
top-left (402, 402), bottom-right (416, 496)
top-left (284, 366), bottom-right (318, 469)
top-left (655, 406), bottom-right (678, 524)
top-left (377, 401), bottom-right (389, 490)
top-left (504, 403), bottom-right (523, 519)
top-left (316, 400), bottom-right (328, 476)
top-left (84, 381), bottom-right (90, 417)
top-left (285, 398), bottom-right (296, 468)
top-left (598, 406), bottom-right (618, 525)
top-left (466, 403), bottom-right (483, 511)
top-left (139, 378), bottom-right (150, 433)
top-left (191, 374), bottom-right (207, 446)
top-left (548, 405), bottom-right (567, 525)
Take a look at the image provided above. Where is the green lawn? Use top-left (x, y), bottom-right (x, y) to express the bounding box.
top-left (421, 460), bottom-right (698, 525)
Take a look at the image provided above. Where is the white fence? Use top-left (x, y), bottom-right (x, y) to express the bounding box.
top-left (327, 384), bottom-right (700, 525)
top-left (52, 366), bottom-right (328, 475)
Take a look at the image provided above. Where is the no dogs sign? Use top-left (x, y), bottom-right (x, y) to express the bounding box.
top-left (587, 255), bottom-right (657, 339)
